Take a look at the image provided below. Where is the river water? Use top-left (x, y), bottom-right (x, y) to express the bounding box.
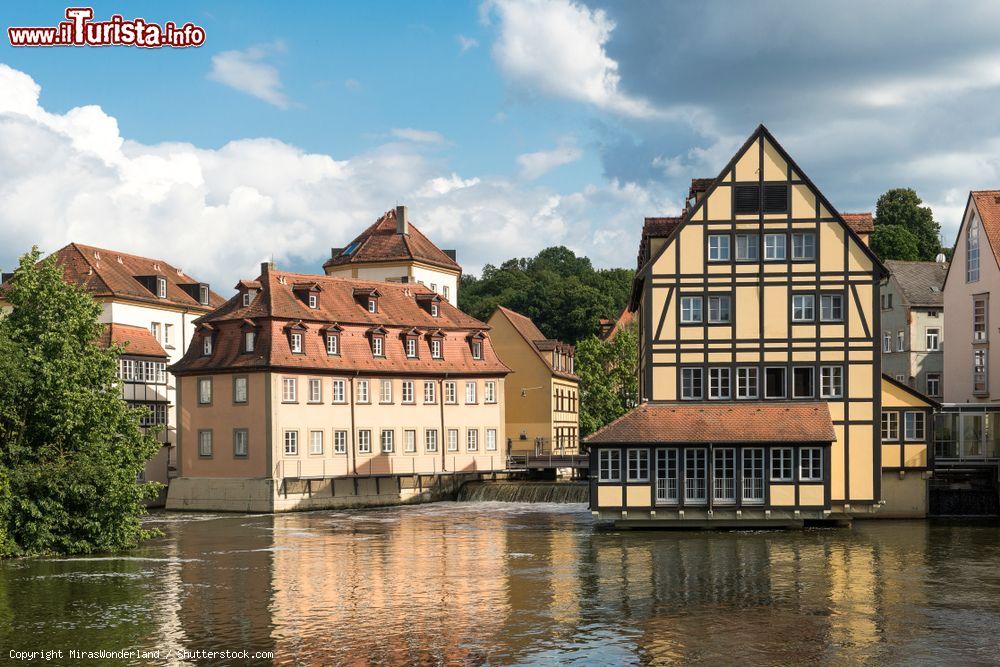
top-left (1, 503), bottom-right (999, 665)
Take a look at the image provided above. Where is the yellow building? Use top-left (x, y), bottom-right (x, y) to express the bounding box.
top-left (587, 125), bottom-right (887, 527)
top-left (487, 306), bottom-right (580, 456)
top-left (878, 374), bottom-right (937, 518)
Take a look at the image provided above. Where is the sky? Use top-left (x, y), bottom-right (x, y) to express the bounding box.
top-left (2, 0), bottom-right (1000, 292)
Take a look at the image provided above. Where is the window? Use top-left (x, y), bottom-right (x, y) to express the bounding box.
top-left (199, 378), bottom-right (212, 404)
top-left (334, 430), bottom-right (347, 454)
top-left (654, 448), bottom-right (679, 504)
top-left (735, 233), bottom-right (759, 261)
top-left (310, 430), bottom-right (324, 455)
top-left (973, 296), bottom-right (988, 342)
top-left (381, 429), bottom-right (395, 453)
top-left (770, 447), bottom-right (793, 481)
top-left (404, 430), bottom-right (416, 453)
top-left (445, 381), bottom-right (457, 404)
top-left (925, 328), bottom-right (940, 352)
top-left (764, 367), bottom-right (786, 398)
top-left (157, 277), bottom-right (167, 299)
top-left (163, 324), bottom-right (172, 347)
top-left (282, 377), bottom-right (297, 403)
top-left (199, 285), bottom-right (210, 305)
top-left (432, 339), bottom-right (442, 359)
top-left (708, 367), bottom-right (730, 399)
top-left (791, 232), bottom-right (816, 260)
top-left (423, 381), bottom-right (436, 403)
top-left (791, 294), bottom-right (815, 322)
top-left (150, 322), bottom-right (160, 342)
top-left (736, 367), bottom-right (758, 399)
top-left (680, 296), bottom-right (703, 323)
top-left (708, 234), bottom-right (730, 261)
top-left (881, 412), bottom-right (899, 441)
top-left (486, 429), bottom-right (497, 451)
top-left (599, 450), bottom-right (621, 482)
top-left (465, 381), bottom-right (477, 404)
top-left (303, 378), bottom-right (320, 403)
top-left (245, 331), bottom-right (255, 353)
top-left (734, 184), bottom-right (759, 214)
top-left (372, 336), bottom-right (384, 357)
top-left (904, 412), bottom-right (926, 441)
top-left (485, 381), bottom-right (496, 403)
top-left (358, 430), bottom-right (371, 454)
top-left (290, 332), bottom-right (303, 354)
top-left (681, 367), bottom-right (703, 399)
top-left (357, 380), bottom-right (369, 403)
top-left (926, 373), bottom-right (941, 397)
top-left (472, 341), bottom-right (483, 360)
top-left (431, 303), bottom-right (439, 317)
top-left (467, 429), bottom-right (479, 451)
top-left (381, 379), bottom-right (393, 403)
top-left (326, 334), bottom-right (339, 355)
top-left (448, 429), bottom-right (459, 451)
top-left (308, 294), bottom-right (318, 309)
top-left (233, 376), bottom-right (248, 404)
top-left (284, 430), bottom-right (298, 456)
top-left (119, 359), bottom-right (135, 382)
top-left (425, 429), bottom-right (438, 452)
top-left (402, 380), bottom-right (415, 403)
top-left (332, 379), bottom-right (346, 403)
top-left (967, 220), bottom-right (980, 282)
top-left (974, 349), bottom-right (988, 394)
top-left (684, 449), bottom-right (707, 503)
top-left (233, 429), bottom-right (248, 458)
top-left (243, 291), bottom-right (252, 307)
top-left (763, 184), bottom-right (789, 213)
top-left (883, 333), bottom-right (892, 353)
top-left (406, 338), bottom-right (417, 358)
top-left (792, 367), bottom-right (814, 398)
top-left (820, 366), bottom-right (843, 398)
top-left (800, 448), bottom-right (822, 481)
top-left (764, 234), bottom-right (787, 260)
top-left (713, 448), bottom-right (736, 503)
top-left (741, 449), bottom-right (765, 504)
top-left (203, 336), bottom-right (213, 356)
top-left (198, 430), bottom-right (213, 457)
top-left (897, 331), bottom-right (905, 352)
top-left (895, 373), bottom-right (906, 383)
top-left (368, 298), bottom-right (377, 313)
top-left (627, 449), bottom-right (649, 482)
top-left (820, 294), bottom-right (843, 322)
top-left (707, 295), bottom-right (731, 323)
top-left (431, 283), bottom-right (437, 293)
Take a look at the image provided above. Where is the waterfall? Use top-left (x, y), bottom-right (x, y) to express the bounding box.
top-left (456, 481), bottom-right (589, 503)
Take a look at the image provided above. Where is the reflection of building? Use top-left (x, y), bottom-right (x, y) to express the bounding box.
top-left (167, 262), bottom-right (509, 512)
top-left (323, 205), bottom-right (461, 306)
top-left (587, 125), bottom-right (886, 527)
top-left (880, 259), bottom-right (947, 397)
top-left (487, 306), bottom-right (580, 456)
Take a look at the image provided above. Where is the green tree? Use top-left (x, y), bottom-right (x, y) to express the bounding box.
top-left (0, 249), bottom-right (160, 557)
top-left (576, 323), bottom-right (638, 436)
top-left (873, 188), bottom-right (941, 260)
top-left (459, 246), bottom-right (633, 343)
top-left (870, 224), bottom-right (920, 261)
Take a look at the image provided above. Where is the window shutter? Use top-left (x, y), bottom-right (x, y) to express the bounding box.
top-left (763, 184), bottom-right (789, 213)
top-left (734, 185), bottom-right (760, 214)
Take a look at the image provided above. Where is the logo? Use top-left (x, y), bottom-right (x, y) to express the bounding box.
top-left (8, 7), bottom-right (206, 48)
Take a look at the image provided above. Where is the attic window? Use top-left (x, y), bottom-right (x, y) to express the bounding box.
top-left (372, 336), bottom-right (384, 357)
top-left (157, 277), bottom-right (167, 299)
top-left (431, 303), bottom-right (439, 317)
top-left (368, 298), bottom-right (377, 313)
top-left (309, 294), bottom-right (318, 309)
top-left (243, 291), bottom-right (252, 307)
top-left (431, 339), bottom-right (442, 359)
top-left (733, 184), bottom-right (789, 214)
top-left (472, 341), bottom-right (482, 360)
top-left (763, 185), bottom-right (789, 213)
top-left (734, 185), bottom-right (759, 214)
top-left (199, 285), bottom-right (210, 306)
top-left (202, 336), bottom-right (212, 356)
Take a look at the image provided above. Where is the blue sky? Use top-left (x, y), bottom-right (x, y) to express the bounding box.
top-left (2, 1), bottom-right (999, 290)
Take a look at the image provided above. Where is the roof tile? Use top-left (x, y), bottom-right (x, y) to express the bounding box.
top-left (323, 208), bottom-right (461, 272)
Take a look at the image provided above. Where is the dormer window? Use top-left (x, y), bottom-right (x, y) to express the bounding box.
top-left (284, 321), bottom-right (307, 354)
top-left (327, 333), bottom-right (339, 355)
top-left (368, 298), bottom-right (377, 313)
top-left (203, 336), bottom-right (212, 356)
top-left (199, 285), bottom-right (210, 306)
top-left (373, 336), bottom-right (384, 357)
top-left (242, 292), bottom-right (251, 307)
top-left (290, 332), bottom-right (303, 353)
top-left (245, 331), bottom-right (255, 353)
top-left (157, 277), bottom-right (167, 299)
top-left (309, 294), bottom-right (318, 309)
top-left (431, 303), bottom-right (439, 317)
top-left (406, 338), bottom-right (417, 358)
top-left (431, 339), bottom-right (442, 359)
top-left (472, 341), bottom-right (482, 360)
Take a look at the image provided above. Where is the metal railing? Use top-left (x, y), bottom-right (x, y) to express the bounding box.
top-left (713, 477), bottom-right (735, 503)
top-left (655, 477), bottom-right (678, 504)
top-left (741, 477), bottom-right (765, 504)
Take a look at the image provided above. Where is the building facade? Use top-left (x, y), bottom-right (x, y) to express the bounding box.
top-left (167, 263), bottom-right (509, 512)
top-left (323, 206), bottom-right (461, 305)
top-left (487, 306), bottom-right (580, 456)
top-left (880, 259), bottom-right (947, 398)
top-left (879, 374), bottom-right (937, 518)
top-left (587, 125), bottom-right (887, 527)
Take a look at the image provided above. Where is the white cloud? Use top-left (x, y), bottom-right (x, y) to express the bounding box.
top-left (457, 35), bottom-right (479, 52)
top-left (851, 51), bottom-right (1000, 108)
top-left (483, 0), bottom-right (660, 118)
top-left (517, 138), bottom-right (583, 179)
top-left (390, 128), bottom-right (447, 144)
top-left (0, 64), bottom-right (663, 289)
top-left (344, 78), bottom-right (362, 92)
top-left (208, 44), bottom-right (290, 109)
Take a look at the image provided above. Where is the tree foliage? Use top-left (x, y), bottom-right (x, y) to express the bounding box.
top-left (0, 249), bottom-right (160, 557)
top-left (460, 246), bottom-right (633, 343)
top-left (575, 323), bottom-right (638, 437)
top-left (872, 188), bottom-right (942, 260)
top-left (870, 224), bottom-right (920, 262)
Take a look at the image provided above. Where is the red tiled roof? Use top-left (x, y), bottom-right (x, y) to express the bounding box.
top-left (171, 268), bottom-right (509, 377)
top-left (98, 323), bottom-right (167, 358)
top-left (7, 243), bottom-right (225, 311)
top-left (971, 191), bottom-right (1000, 267)
top-left (494, 306), bottom-right (578, 381)
top-left (841, 212), bottom-right (874, 234)
top-left (585, 401), bottom-right (835, 444)
top-left (637, 216), bottom-right (683, 269)
top-left (323, 208), bottom-right (461, 273)
top-left (599, 307), bottom-right (634, 340)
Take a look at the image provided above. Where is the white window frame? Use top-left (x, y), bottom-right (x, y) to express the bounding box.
top-left (792, 294), bottom-right (815, 322)
top-left (736, 367), bottom-right (758, 399)
top-left (404, 429), bottom-right (416, 453)
top-left (820, 366), bottom-right (843, 398)
top-left (627, 448), bottom-right (649, 482)
top-left (326, 333), bottom-right (339, 355)
top-left (708, 367), bottom-right (730, 400)
top-left (764, 233), bottom-right (787, 260)
top-left (199, 378), bottom-right (212, 404)
top-left (290, 332), bottom-right (303, 354)
top-left (308, 294), bottom-right (318, 309)
top-left (368, 298), bottom-right (377, 313)
top-left (599, 450), bottom-right (621, 482)
top-left (381, 379), bottom-right (393, 404)
top-left (707, 295), bottom-right (731, 324)
top-left (897, 330), bottom-right (905, 352)
top-left (770, 447), bottom-right (793, 481)
top-left (332, 379), bottom-right (346, 403)
top-left (406, 338), bottom-right (417, 358)
top-left (485, 381), bottom-right (496, 403)
top-left (423, 381), bottom-right (436, 404)
top-left (881, 412), bottom-right (899, 441)
top-left (883, 332), bottom-right (892, 353)
top-left (967, 220), bottom-right (980, 283)
top-left (925, 328), bottom-right (940, 352)
top-left (680, 367), bottom-right (703, 400)
top-left (819, 294), bottom-right (843, 322)
top-left (735, 233), bottom-right (759, 261)
top-left (466, 429), bottom-right (479, 451)
top-left (309, 378), bottom-right (322, 403)
top-left (333, 430), bottom-right (347, 454)
top-left (381, 429), bottom-right (395, 453)
top-left (372, 336), bottom-right (384, 357)
top-left (356, 379), bottom-right (369, 403)
top-left (472, 341), bottom-right (483, 359)
top-left (465, 381), bottom-right (477, 404)
top-left (157, 277), bottom-right (167, 299)
top-left (445, 381), bottom-right (457, 404)
top-left (926, 373), bottom-right (941, 397)
top-left (486, 429), bottom-right (497, 451)
top-left (708, 234), bottom-right (730, 261)
top-left (282, 377), bottom-right (297, 403)
top-left (425, 429), bottom-right (438, 452)
top-left (432, 339), bottom-right (442, 359)
top-left (402, 380), bottom-right (415, 404)
top-left (791, 232), bottom-right (816, 260)
top-left (203, 336), bottom-right (213, 356)
top-left (309, 430), bottom-right (324, 455)
top-left (904, 411), bottom-right (926, 441)
top-left (680, 296), bottom-right (703, 324)
top-left (283, 430), bottom-right (298, 456)
top-left (447, 429), bottom-right (459, 452)
top-left (800, 447), bottom-right (823, 481)
top-left (358, 429), bottom-right (372, 454)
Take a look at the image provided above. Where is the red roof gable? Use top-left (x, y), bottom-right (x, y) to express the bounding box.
top-left (323, 208), bottom-right (461, 273)
top-left (98, 323), bottom-right (167, 358)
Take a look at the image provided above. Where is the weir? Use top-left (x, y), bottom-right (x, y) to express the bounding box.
top-left (456, 481), bottom-right (589, 503)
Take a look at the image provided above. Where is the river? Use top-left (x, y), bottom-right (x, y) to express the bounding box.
top-left (1, 503), bottom-right (999, 665)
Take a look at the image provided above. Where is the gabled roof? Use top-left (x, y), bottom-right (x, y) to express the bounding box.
top-left (881, 373), bottom-right (941, 408)
top-left (5, 243), bottom-right (224, 312)
top-left (971, 191), bottom-right (1000, 269)
top-left (841, 212), bottom-right (874, 235)
top-left (492, 306), bottom-right (578, 381)
top-left (884, 260), bottom-right (948, 307)
top-left (323, 208), bottom-right (461, 273)
top-left (585, 401), bottom-right (835, 444)
top-left (98, 323), bottom-right (167, 358)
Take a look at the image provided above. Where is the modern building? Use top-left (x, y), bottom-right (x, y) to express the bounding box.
top-left (1, 243), bottom-right (222, 498)
top-left (323, 205), bottom-right (461, 306)
top-left (487, 306), bottom-right (580, 457)
top-left (166, 263), bottom-right (510, 512)
top-left (586, 124), bottom-right (888, 527)
top-left (879, 259), bottom-right (947, 398)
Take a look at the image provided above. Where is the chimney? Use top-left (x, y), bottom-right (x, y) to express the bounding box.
top-left (330, 247), bottom-right (343, 259)
top-left (396, 205), bottom-right (408, 235)
top-left (260, 261), bottom-right (274, 277)
top-left (444, 249), bottom-right (457, 262)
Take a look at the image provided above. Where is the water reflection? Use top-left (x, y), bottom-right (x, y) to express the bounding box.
top-left (1, 506), bottom-right (1000, 665)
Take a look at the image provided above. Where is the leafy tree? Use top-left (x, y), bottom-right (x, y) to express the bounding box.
top-left (576, 323), bottom-right (638, 436)
top-left (460, 246), bottom-right (633, 343)
top-left (0, 249), bottom-right (160, 557)
top-left (873, 188), bottom-right (942, 260)
top-left (870, 224), bottom-right (920, 262)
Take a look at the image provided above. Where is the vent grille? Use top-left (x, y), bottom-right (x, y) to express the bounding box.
top-left (734, 185), bottom-right (759, 214)
top-left (763, 184), bottom-right (789, 214)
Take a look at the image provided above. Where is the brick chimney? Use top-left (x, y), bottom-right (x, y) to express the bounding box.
top-left (396, 205), bottom-right (408, 235)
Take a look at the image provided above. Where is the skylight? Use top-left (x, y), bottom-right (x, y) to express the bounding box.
top-left (343, 242), bottom-right (360, 256)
